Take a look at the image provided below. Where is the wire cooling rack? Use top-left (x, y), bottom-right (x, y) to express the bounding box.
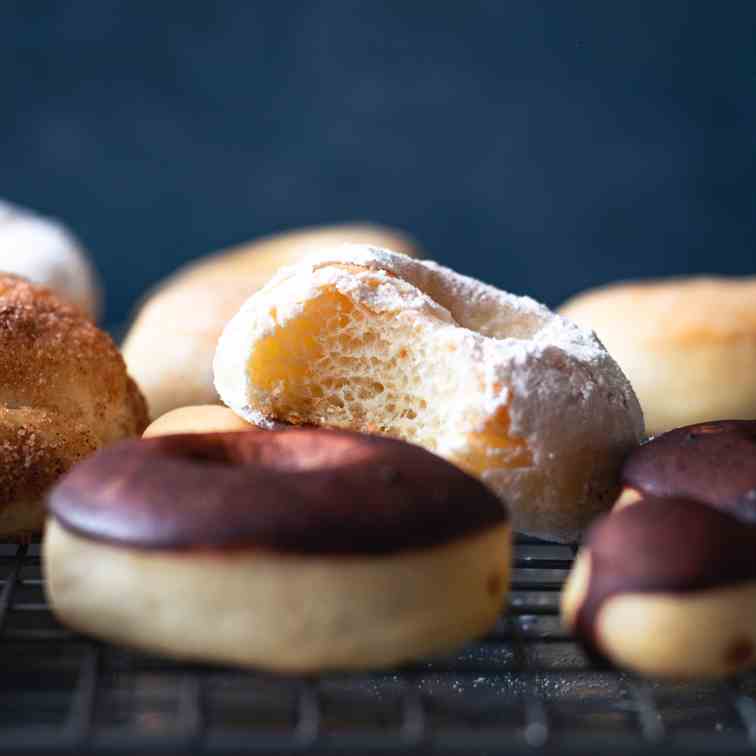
top-left (2, 537), bottom-right (756, 756)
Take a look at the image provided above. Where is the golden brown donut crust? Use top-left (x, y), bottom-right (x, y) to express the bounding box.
top-left (559, 276), bottom-right (756, 435)
top-left (0, 275), bottom-right (148, 538)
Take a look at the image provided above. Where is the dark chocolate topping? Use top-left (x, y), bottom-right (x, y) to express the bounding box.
top-left (623, 420), bottom-right (756, 522)
top-left (47, 428), bottom-right (508, 555)
top-left (575, 496), bottom-right (756, 661)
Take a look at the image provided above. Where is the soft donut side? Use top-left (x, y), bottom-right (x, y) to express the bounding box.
top-left (44, 519), bottom-right (509, 671)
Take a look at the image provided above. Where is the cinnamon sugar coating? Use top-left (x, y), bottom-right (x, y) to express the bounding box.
top-left (0, 275), bottom-right (148, 538)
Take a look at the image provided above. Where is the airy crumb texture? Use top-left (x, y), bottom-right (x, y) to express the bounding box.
top-left (0, 199), bottom-right (101, 318)
top-left (215, 245), bottom-right (644, 543)
top-left (123, 223), bottom-right (421, 420)
top-left (0, 275), bottom-right (148, 538)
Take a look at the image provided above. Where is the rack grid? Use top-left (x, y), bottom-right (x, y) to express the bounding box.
top-left (2, 537), bottom-right (756, 755)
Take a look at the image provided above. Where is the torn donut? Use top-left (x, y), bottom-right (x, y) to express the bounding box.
top-left (123, 224), bottom-right (421, 419)
top-left (44, 429), bottom-right (511, 672)
top-left (214, 245), bottom-right (643, 543)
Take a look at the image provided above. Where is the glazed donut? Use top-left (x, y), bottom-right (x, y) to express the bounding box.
top-left (143, 405), bottom-right (253, 437)
top-left (44, 429), bottom-right (511, 672)
top-left (559, 276), bottom-right (756, 436)
top-left (0, 275), bottom-right (148, 539)
top-left (214, 244), bottom-right (643, 543)
top-left (562, 420), bottom-right (756, 679)
top-left (122, 223), bottom-right (421, 419)
top-left (0, 200), bottom-right (100, 318)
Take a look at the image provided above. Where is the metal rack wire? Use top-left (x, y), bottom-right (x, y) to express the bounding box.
top-left (2, 537), bottom-right (756, 755)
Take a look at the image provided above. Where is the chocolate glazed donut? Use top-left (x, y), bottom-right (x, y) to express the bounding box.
top-left (44, 428), bottom-right (511, 672)
top-left (562, 420), bottom-right (756, 680)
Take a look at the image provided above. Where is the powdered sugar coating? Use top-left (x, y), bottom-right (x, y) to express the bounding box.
top-left (215, 245), bottom-right (644, 542)
top-left (0, 200), bottom-right (100, 318)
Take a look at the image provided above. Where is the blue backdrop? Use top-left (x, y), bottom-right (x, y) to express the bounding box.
top-left (1, 1), bottom-right (754, 324)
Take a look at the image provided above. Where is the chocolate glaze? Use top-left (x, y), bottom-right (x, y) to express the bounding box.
top-left (575, 496), bottom-right (756, 662)
top-left (47, 428), bottom-right (508, 555)
top-left (623, 420), bottom-right (756, 522)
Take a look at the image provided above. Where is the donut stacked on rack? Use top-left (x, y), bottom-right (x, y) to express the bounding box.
top-left (37, 227), bottom-right (648, 671)
top-left (563, 420), bottom-right (756, 680)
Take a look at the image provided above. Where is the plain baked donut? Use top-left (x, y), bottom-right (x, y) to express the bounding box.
top-left (0, 199), bottom-right (101, 318)
top-left (214, 244), bottom-right (644, 543)
top-left (559, 276), bottom-right (756, 436)
top-left (0, 275), bottom-right (148, 539)
top-left (143, 405), bottom-right (253, 437)
top-left (44, 429), bottom-right (511, 672)
top-left (562, 420), bottom-right (756, 679)
top-left (122, 223), bottom-right (421, 419)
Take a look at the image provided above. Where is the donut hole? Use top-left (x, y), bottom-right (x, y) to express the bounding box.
top-left (161, 437), bottom-right (236, 466)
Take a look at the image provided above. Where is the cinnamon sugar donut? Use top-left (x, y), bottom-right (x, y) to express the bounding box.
top-left (123, 224), bottom-right (421, 419)
top-left (44, 429), bottom-right (510, 671)
top-left (0, 200), bottom-right (100, 318)
top-left (214, 245), bottom-right (644, 543)
top-left (0, 275), bottom-right (147, 538)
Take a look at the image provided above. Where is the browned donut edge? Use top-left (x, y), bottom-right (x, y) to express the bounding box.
top-left (574, 496), bottom-right (756, 661)
top-left (47, 428), bottom-right (508, 555)
top-left (622, 420), bottom-right (756, 521)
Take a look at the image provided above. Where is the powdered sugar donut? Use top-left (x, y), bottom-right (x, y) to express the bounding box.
top-left (0, 200), bottom-right (100, 319)
top-left (214, 245), bottom-right (644, 542)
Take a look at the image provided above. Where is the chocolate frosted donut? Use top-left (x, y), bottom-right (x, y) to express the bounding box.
top-left (621, 420), bottom-right (756, 520)
top-left (563, 420), bottom-right (756, 679)
top-left (44, 428), bottom-right (511, 671)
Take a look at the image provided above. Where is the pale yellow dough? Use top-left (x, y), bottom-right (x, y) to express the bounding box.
top-left (143, 405), bottom-right (252, 437)
top-left (44, 519), bottom-right (511, 672)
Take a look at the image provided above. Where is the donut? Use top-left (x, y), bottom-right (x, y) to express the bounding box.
top-left (214, 244), bottom-right (644, 543)
top-left (562, 420), bottom-right (756, 679)
top-left (44, 429), bottom-right (511, 671)
top-left (0, 275), bottom-right (148, 539)
top-left (559, 276), bottom-right (756, 436)
top-left (143, 405), bottom-right (253, 437)
top-left (122, 223), bottom-right (421, 420)
top-left (0, 199), bottom-right (101, 318)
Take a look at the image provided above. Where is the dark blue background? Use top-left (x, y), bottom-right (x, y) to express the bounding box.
top-left (2, 2), bottom-right (754, 324)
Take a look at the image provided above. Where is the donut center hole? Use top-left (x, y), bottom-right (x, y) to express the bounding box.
top-left (168, 442), bottom-right (235, 465)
